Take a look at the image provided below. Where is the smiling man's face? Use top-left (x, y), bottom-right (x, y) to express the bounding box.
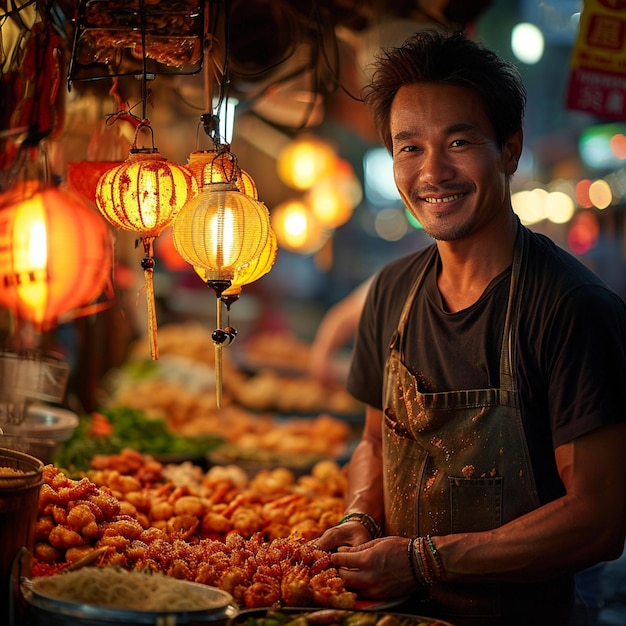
top-left (390, 82), bottom-right (521, 242)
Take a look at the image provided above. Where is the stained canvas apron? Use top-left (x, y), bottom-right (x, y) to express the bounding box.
top-left (382, 226), bottom-right (572, 623)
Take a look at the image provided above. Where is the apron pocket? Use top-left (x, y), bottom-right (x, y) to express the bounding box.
top-left (449, 477), bottom-right (503, 533)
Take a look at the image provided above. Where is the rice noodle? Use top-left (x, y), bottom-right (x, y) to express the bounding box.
top-left (32, 567), bottom-right (228, 612)
top-left (0, 467), bottom-right (25, 476)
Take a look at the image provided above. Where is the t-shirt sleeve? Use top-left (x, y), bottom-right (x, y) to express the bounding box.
top-left (543, 284), bottom-right (626, 447)
top-left (346, 271), bottom-right (387, 409)
top-left (345, 249), bottom-right (433, 410)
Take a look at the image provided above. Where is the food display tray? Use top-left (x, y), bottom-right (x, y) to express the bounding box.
top-left (68, 0), bottom-right (204, 82)
top-left (231, 607), bottom-right (455, 626)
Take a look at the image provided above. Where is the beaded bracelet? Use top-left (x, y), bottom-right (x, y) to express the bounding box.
top-left (413, 536), bottom-right (436, 585)
top-left (425, 535), bottom-right (446, 581)
top-left (338, 512), bottom-right (382, 539)
top-left (407, 537), bottom-right (421, 585)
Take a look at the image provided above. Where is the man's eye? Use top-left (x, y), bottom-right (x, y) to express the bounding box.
top-left (451, 139), bottom-right (468, 147)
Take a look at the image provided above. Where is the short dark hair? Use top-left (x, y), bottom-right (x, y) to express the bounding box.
top-left (363, 29), bottom-right (526, 152)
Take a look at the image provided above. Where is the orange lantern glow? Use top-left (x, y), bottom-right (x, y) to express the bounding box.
top-left (277, 135), bottom-right (338, 190)
top-left (271, 198), bottom-right (329, 255)
top-left (307, 159), bottom-right (362, 228)
top-left (0, 183), bottom-right (113, 331)
top-left (95, 148), bottom-right (198, 359)
top-left (95, 151), bottom-right (197, 236)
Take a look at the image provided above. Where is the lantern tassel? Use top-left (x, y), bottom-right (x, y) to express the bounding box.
top-left (215, 297), bottom-right (222, 409)
top-left (215, 296), bottom-right (223, 408)
top-left (215, 343), bottom-right (222, 408)
top-left (142, 237), bottom-right (159, 360)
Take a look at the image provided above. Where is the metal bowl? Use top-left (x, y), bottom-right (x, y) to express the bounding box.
top-left (22, 569), bottom-right (239, 626)
top-left (1, 404), bottom-right (79, 463)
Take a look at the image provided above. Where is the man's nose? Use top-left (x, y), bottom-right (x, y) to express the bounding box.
top-left (420, 148), bottom-right (455, 184)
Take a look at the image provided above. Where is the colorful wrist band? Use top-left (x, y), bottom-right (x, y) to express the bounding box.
top-left (338, 512), bottom-right (382, 539)
top-left (414, 536), bottom-right (435, 585)
top-left (407, 537), bottom-right (421, 585)
top-left (425, 535), bottom-right (446, 581)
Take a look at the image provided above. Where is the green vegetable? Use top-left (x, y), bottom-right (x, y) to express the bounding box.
top-left (344, 614), bottom-right (379, 626)
top-left (54, 406), bottom-right (224, 473)
top-left (284, 617), bottom-right (310, 626)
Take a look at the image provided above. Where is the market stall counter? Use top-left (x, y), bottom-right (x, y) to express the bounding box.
top-left (7, 450), bottom-right (457, 626)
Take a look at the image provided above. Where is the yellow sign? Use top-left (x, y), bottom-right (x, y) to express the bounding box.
top-left (566, 0), bottom-right (626, 119)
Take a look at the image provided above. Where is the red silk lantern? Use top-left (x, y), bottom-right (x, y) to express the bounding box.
top-left (0, 183), bottom-right (113, 331)
top-left (67, 161), bottom-right (123, 205)
top-left (95, 149), bottom-right (198, 359)
top-left (155, 226), bottom-right (189, 272)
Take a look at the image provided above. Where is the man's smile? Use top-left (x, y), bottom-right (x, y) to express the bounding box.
top-left (422, 193), bottom-right (466, 204)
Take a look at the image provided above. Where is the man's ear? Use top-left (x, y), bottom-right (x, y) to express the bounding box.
top-left (504, 129), bottom-right (524, 176)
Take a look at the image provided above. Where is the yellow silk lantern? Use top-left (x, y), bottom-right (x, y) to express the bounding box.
top-left (187, 149), bottom-right (258, 197)
top-left (159, 149), bottom-right (261, 274)
top-left (95, 149), bottom-right (198, 359)
top-left (195, 228), bottom-right (278, 307)
top-left (172, 181), bottom-right (271, 406)
top-left (0, 183), bottom-right (113, 331)
top-left (172, 182), bottom-right (270, 282)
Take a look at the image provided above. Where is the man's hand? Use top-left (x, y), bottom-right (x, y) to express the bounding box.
top-left (330, 536), bottom-right (422, 600)
top-left (314, 519), bottom-right (373, 552)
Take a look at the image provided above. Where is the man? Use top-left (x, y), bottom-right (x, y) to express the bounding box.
top-left (308, 278), bottom-right (373, 383)
top-left (315, 30), bottom-right (626, 626)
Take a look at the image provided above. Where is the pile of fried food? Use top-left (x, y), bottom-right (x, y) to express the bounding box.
top-left (32, 449), bottom-right (356, 610)
top-left (239, 330), bottom-right (313, 373)
top-left (103, 324), bottom-right (362, 424)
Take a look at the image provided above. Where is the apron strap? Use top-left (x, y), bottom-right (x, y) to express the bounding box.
top-left (396, 245), bottom-right (438, 360)
top-left (499, 221), bottom-right (528, 396)
top-left (393, 220), bottom-right (528, 398)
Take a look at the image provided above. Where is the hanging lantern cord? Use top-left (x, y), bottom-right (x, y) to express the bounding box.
top-left (201, 113), bottom-right (221, 148)
top-left (131, 120), bottom-right (157, 153)
top-left (198, 0), bottom-right (221, 151)
top-left (141, 236), bottom-right (159, 360)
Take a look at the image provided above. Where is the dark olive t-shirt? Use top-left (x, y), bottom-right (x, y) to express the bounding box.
top-left (347, 226), bottom-right (626, 504)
